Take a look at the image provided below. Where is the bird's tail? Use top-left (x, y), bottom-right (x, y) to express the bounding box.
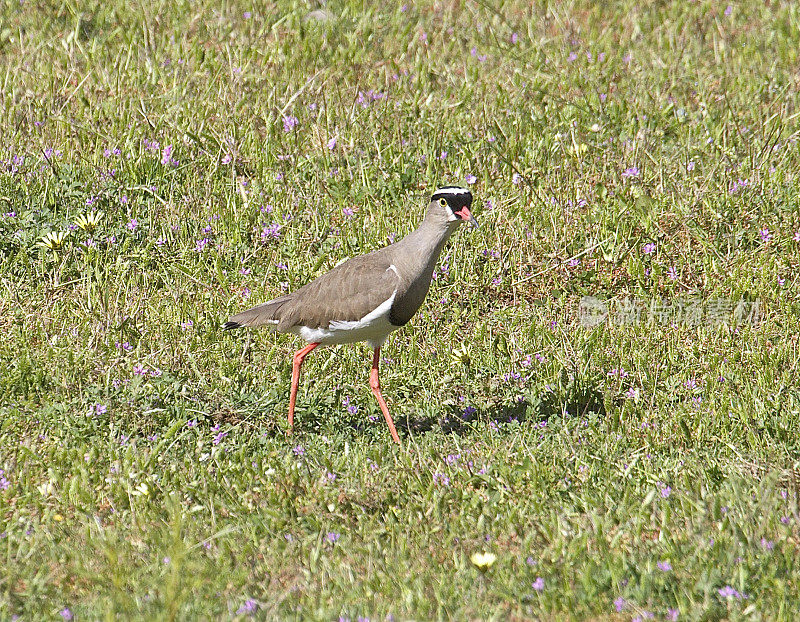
top-left (223, 295), bottom-right (293, 330)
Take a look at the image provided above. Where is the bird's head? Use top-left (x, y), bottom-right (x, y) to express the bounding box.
top-left (429, 186), bottom-right (478, 228)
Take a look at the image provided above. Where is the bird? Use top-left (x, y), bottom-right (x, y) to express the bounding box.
top-left (223, 186), bottom-right (478, 444)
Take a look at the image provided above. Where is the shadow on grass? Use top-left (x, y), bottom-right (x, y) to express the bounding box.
top-left (394, 374), bottom-right (607, 437)
top-left (238, 373), bottom-right (608, 441)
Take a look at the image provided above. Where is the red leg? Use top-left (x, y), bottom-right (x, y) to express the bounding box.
top-left (288, 342), bottom-right (320, 432)
top-left (369, 347), bottom-right (401, 444)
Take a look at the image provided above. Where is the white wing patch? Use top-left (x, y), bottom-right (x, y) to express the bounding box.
top-left (293, 290), bottom-right (400, 348)
top-left (387, 264), bottom-right (400, 277)
top-left (328, 291), bottom-right (396, 331)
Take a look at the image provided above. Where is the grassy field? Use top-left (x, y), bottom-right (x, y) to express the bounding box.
top-left (1, 0), bottom-right (800, 619)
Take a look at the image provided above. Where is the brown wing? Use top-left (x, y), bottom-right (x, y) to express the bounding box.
top-left (277, 249), bottom-right (401, 331)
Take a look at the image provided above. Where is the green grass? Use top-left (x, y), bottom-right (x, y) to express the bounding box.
top-left (1, 0), bottom-right (800, 619)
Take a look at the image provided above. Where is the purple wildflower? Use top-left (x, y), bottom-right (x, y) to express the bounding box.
top-left (531, 577), bottom-right (544, 592)
top-left (614, 597), bottom-right (626, 612)
top-left (127, 218), bottom-right (138, 230)
top-left (622, 166), bottom-right (640, 178)
top-left (729, 178), bottom-right (749, 193)
top-left (642, 242), bottom-right (656, 255)
top-left (465, 174), bottom-right (477, 184)
top-left (293, 445), bottom-right (305, 457)
top-left (60, 609), bottom-right (73, 621)
top-left (186, 420), bottom-right (197, 428)
top-left (213, 430), bottom-right (228, 445)
top-left (433, 472), bottom-right (450, 486)
top-left (282, 115), bottom-right (299, 132)
top-left (194, 238), bottom-right (210, 252)
top-left (260, 223), bottom-right (282, 241)
top-left (657, 561), bottom-right (672, 571)
top-left (327, 137), bottom-right (337, 150)
top-left (133, 363), bottom-right (147, 375)
top-left (717, 585), bottom-right (743, 599)
top-left (236, 599), bottom-right (258, 615)
top-left (667, 266), bottom-right (678, 280)
top-left (161, 144), bottom-right (178, 167)
top-left (0, 469), bottom-right (10, 491)
top-left (95, 404), bottom-right (108, 416)
top-left (325, 532), bottom-right (340, 544)
top-left (759, 228), bottom-right (772, 243)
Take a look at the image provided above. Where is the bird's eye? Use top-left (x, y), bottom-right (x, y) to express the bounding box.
top-left (438, 198), bottom-right (448, 208)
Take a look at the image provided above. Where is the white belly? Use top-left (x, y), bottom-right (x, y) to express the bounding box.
top-left (290, 291), bottom-right (400, 348)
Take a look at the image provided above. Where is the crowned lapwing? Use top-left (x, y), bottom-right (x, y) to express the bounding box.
top-left (224, 187), bottom-right (478, 444)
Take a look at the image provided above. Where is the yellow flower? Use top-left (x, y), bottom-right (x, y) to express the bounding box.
top-left (450, 345), bottom-right (470, 366)
top-left (470, 551), bottom-right (496, 572)
top-left (38, 230), bottom-right (70, 250)
top-left (74, 210), bottom-right (104, 233)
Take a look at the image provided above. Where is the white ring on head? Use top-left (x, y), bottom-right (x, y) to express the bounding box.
top-left (431, 187), bottom-right (471, 200)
